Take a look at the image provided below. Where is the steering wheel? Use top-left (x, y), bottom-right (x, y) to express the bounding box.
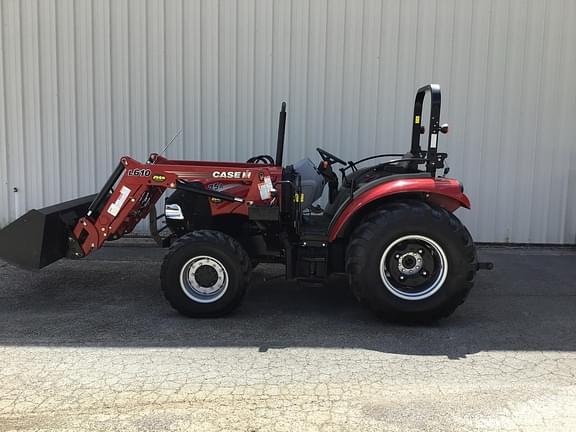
top-left (246, 154), bottom-right (275, 164)
top-left (316, 147), bottom-right (347, 165)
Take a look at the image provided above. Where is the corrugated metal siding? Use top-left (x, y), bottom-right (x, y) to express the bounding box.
top-left (1, 0), bottom-right (575, 243)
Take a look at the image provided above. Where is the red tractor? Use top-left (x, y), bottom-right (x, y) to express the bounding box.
top-left (0, 85), bottom-right (490, 322)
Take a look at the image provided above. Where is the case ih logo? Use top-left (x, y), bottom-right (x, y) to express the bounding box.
top-left (212, 171), bottom-right (252, 179)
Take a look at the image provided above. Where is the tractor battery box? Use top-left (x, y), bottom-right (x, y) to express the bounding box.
top-left (248, 205), bottom-right (280, 221)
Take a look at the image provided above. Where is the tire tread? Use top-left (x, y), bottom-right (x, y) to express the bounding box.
top-left (346, 199), bottom-right (477, 322)
top-left (160, 230), bottom-right (251, 317)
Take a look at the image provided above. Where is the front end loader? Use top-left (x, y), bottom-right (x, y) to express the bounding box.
top-left (0, 84), bottom-right (491, 322)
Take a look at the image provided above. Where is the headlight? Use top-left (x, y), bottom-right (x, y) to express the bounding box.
top-left (165, 203), bottom-right (184, 220)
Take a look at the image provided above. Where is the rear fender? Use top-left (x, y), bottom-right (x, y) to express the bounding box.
top-left (328, 177), bottom-right (470, 241)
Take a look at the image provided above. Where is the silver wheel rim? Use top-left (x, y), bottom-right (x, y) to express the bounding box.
top-left (179, 255), bottom-right (229, 303)
top-left (379, 235), bottom-right (448, 301)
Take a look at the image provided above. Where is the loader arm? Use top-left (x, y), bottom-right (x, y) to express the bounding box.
top-left (0, 153), bottom-right (280, 269)
top-left (70, 154), bottom-right (281, 259)
top-left (68, 157), bottom-right (161, 257)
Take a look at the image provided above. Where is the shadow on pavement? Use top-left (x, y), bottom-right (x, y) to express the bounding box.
top-left (0, 246), bottom-right (575, 358)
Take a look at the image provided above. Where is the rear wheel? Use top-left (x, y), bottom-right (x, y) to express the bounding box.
top-left (161, 230), bottom-right (251, 317)
top-left (346, 200), bottom-right (476, 323)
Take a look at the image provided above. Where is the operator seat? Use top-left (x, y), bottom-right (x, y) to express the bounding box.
top-left (291, 158), bottom-right (327, 211)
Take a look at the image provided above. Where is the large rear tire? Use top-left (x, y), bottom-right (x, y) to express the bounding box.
top-left (160, 230), bottom-right (251, 317)
top-left (346, 200), bottom-right (476, 323)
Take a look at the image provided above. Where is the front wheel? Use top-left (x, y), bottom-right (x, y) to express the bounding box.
top-left (346, 200), bottom-right (477, 323)
top-left (160, 230), bottom-right (251, 317)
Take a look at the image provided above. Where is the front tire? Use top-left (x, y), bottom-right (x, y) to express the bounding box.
top-left (161, 230), bottom-right (251, 317)
top-left (346, 200), bottom-right (476, 323)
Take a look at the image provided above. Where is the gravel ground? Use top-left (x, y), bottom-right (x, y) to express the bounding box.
top-left (0, 244), bottom-right (575, 431)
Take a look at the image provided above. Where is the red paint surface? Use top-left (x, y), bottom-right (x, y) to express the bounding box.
top-left (328, 177), bottom-right (470, 241)
top-left (73, 154), bottom-right (471, 257)
top-left (74, 155), bottom-right (283, 256)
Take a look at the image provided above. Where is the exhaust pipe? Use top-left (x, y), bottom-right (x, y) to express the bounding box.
top-left (0, 194), bottom-right (96, 270)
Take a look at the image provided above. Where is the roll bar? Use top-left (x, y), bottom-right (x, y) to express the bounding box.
top-left (410, 84), bottom-right (447, 174)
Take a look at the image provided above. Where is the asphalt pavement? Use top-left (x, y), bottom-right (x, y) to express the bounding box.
top-left (0, 243), bottom-right (575, 431)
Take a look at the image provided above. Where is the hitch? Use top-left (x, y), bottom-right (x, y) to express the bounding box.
top-left (476, 262), bottom-right (494, 271)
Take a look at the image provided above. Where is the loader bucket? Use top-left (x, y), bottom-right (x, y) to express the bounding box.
top-left (0, 194), bottom-right (96, 270)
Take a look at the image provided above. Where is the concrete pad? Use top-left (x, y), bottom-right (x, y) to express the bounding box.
top-left (0, 246), bottom-right (575, 431)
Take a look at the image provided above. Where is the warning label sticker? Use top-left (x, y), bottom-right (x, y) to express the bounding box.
top-left (258, 176), bottom-right (273, 200)
top-left (107, 186), bottom-right (131, 217)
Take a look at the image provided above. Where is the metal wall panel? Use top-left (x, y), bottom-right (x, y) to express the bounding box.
top-left (1, 0), bottom-right (575, 243)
